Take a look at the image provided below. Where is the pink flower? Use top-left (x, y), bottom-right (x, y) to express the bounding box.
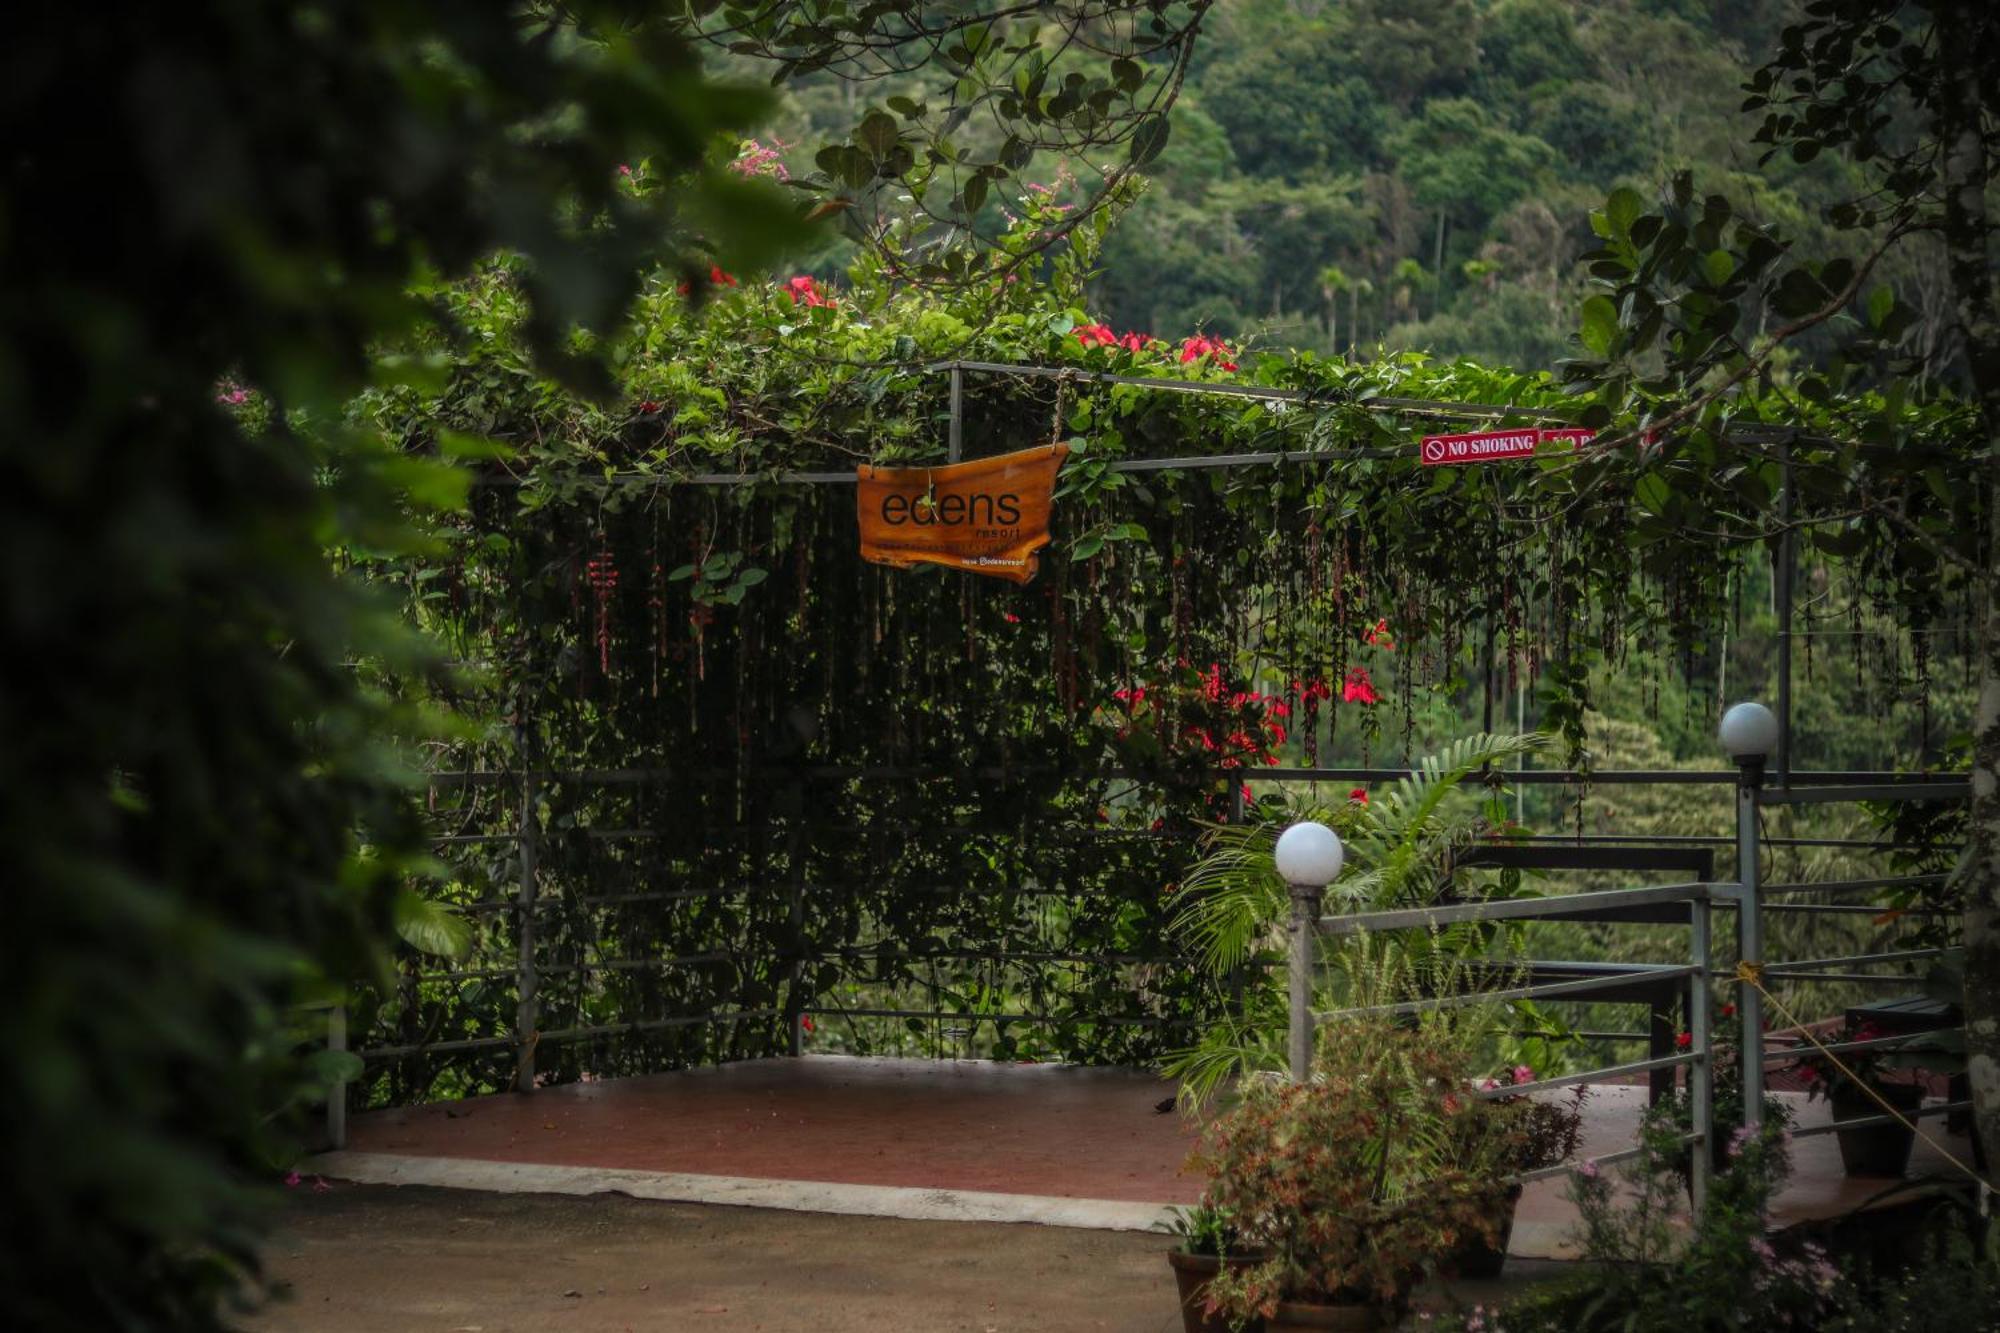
top-left (1577, 1159), bottom-right (1600, 1180)
top-left (284, 1170), bottom-right (301, 1188)
top-left (1513, 1065), bottom-right (1535, 1085)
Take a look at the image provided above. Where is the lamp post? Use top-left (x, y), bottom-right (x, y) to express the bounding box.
top-left (1720, 701), bottom-right (1777, 1129)
top-left (1275, 820), bottom-right (1344, 1083)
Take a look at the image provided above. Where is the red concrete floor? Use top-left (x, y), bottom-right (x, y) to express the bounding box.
top-left (343, 1057), bottom-right (1985, 1249)
top-left (346, 1055), bottom-right (1204, 1204)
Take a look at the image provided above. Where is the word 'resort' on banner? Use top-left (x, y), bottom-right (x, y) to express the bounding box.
top-left (856, 443), bottom-right (1069, 584)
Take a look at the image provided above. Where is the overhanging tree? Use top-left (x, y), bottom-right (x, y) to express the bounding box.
top-left (1553, 0), bottom-right (1998, 1175)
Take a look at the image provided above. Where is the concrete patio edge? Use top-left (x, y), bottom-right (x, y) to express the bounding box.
top-left (304, 1150), bottom-right (1181, 1233)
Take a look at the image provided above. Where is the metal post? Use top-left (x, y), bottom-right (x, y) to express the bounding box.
top-left (326, 1003), bottom-right (348, 1151)
top-left (1735, 761), bottom-right (1764, 1128)
top-left (1776, 442), bottom-right (1794, 788)
top-left (947, 363), bottom-right (964, 463)
top-left (513, 753), bottom-right (541, 1094)
top-left (1688, 900), bottom-right (1713, 1216)
top-left (783, 777), bottom-right (808, 1057)
top-left (1288, 884), bottom-right (1319, 1082)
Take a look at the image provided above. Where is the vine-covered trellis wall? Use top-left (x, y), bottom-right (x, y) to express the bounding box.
top-left (342, 248), bottom-right (1977, 1107)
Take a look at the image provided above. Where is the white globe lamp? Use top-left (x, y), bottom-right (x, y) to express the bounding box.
top-left (1275, 820), bottom-right (1344, 888)
top-left (1718, 701), bottom-right (1780, 764)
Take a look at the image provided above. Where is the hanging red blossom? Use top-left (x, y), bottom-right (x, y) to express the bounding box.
top-left (1341, 666), bottom-right (1379, 705)
top-left (1364, 618), bottom-right (1396, 650)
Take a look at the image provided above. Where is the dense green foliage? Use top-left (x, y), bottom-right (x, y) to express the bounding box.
top-left (0, 4), bottom-right (806, 1327)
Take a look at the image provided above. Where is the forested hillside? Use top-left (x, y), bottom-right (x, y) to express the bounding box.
top-left (754, 0), bottom-right (1954, 376)
top-left (1094, 0), bottom-right (1913, 368)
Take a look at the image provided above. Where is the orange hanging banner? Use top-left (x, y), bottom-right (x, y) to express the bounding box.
top-left (855, 443), bottom-right (1069, 585)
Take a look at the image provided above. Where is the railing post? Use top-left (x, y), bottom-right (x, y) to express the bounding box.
top-left (947, 363), bottom-right (964, 463)
top-left (326, 1002), bottom-right (348, 1151)
top-left (513, 748), bottom-right (541, 1094)
top-left (1688, 899), bottom-right (1713, 1216)
top-left (1735, 762), bottom-right (1764, 1129)
top-left (1288, 884), bottom-right (1319, 1082)
top-left (783, 775), bottom-right (808, 1057)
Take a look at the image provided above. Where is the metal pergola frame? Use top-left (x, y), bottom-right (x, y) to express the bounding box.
top-left (467, 356), bottom-right (1906, 786)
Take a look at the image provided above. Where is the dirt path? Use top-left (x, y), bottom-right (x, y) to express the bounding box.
top-left (249, 1183), bottom-right (1185, 1332)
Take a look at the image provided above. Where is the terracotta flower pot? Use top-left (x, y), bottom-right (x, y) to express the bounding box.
top-left (1832, 1082), bottom-right (1924, 1178)
top-left (1267, 1298), bottom-right (1387, 1330)
top-left (1443, 1184), bottom-right (1521, 1280)
top-left (1165, 1249), bottom-right (1265, 1333)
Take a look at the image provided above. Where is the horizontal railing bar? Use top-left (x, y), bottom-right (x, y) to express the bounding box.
top-left (1319, 966), bottom-right (1701, 1018)
top-left (360, 1033), bottom-right (513, 1058)
top-left (536, 1011), bottom-right (784, 1042)
top-left (1510, 1132), bottom-right (1703, 1185)
top-left (802, 1006), bottom-right (1192, 1028)
top-left (1787, 1099), bottom-right (1971, 1138)
top-left (1471, 1052), bottom-right (1695, 1100)
top-left (1760, 903), bottom-right (1956, 915)
top-left (1762, 947), bottom-right (1948, 974)
top-left (1764, 1032), bottom-right (1962, 1064)
top-left (416, 765), bottom-right (1959, 788)
top-left (1761, 874), bottom-right (1949, 896)
top-left (935, 359), bottom-right (1578, 422)
top-left (1318, 884), bottom-right (1713, 935)
top-left (1759, 782), bottom-right (1966, 806)
top-left (1760, 971), bottom-right (1949, 984)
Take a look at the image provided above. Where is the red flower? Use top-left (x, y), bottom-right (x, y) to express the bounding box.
top-left (709, 264), bottom-right (738, 288)
top-left (1349, 787), bottom-right (1369, 805)
top-left (1364, 618), bottom-right (1395, 651)
top-left (802, 1016), bottom-right (816, 1032)
top-left (1239, 783), bottom-right (1253, 804)
top-left (1119, 331), bottom-right (1151, 352)
top-left (1341, 667), bottom-right (1379, 705)
top-left (1721, 1003), bottom-right (1736, 1018)
top-left (1675, 1031), bottom-right (1693, 1050)
top-left (636, 400), bottom-right (661, 414)
top-left (1003, 611), bottom-right (1021, 624)
top-left (1179, 334), bottom-right (1237, 371)
top-left (1073, 322), bottom-right (1118, 348)
top-left (787, 274), bottom-right (833, 307)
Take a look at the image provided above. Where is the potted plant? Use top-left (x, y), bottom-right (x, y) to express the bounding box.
top-left (1162, 1202), bottom-right (1266, 1333)
top-left (1445, 1071), bottom-right (1588, 1278)
top-left (1190, 1016), bottom-right (1516, 1330)
top-left (1794, 1018), bottom-right (1926, 1177)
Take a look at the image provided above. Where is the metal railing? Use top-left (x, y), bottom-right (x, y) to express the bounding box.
top-left (1285, 760), bottom-right (1969, 1219)
top-left (315, 760), bottom-right (1966, 1160)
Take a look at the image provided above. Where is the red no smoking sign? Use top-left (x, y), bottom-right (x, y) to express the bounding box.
top-left (1419, 427), bottom-right (1596, 466)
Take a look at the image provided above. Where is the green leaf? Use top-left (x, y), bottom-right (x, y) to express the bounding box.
top-left (394, 892), bottom-right (473, 961)
top-left (1579, 296), bottom-right (1619, 357)
top-left (1867, 284), bottom-right (1895, 329)
top-left (1129, 114), bottom-right (1171, 166)
top-left (1604, 187), bottom-right (1644, 241)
